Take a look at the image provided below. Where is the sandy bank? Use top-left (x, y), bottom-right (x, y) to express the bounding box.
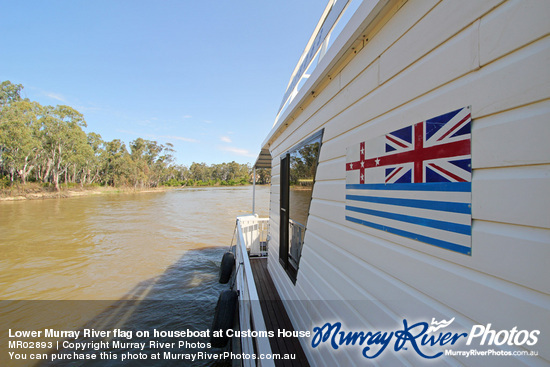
top-left (0, 186), bottom-right (169, 202)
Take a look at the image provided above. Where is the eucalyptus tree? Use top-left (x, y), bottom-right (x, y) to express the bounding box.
top-left (172, 164), bottom-right (190, 181)
top-left (129, 138), bottom-right (175, 188)
top-left (101, 139), bottom-right (131, 186)
top-left (0, 81), bottom-right (24, 178)
top-left (256, 168), bottom-right (271, 185)
top-left (40, 105), bottom-right (86, 190)
top-left (0, 80), bottom-right (23, 108)
top-left (189, 162), bottom-right (209, 182)
top-left (83, 132), bottom-right (104, 185)
top-left (63, 126), bottom-right (92, 184)
top-left (129, 138), bottom-right (152, 188)
top-left (152, 142), bottom-right (175, 187)
top-left (0, 100), bottom-right (42, 183)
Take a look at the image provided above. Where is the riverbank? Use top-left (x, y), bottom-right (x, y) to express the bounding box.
top-left (0, 182), bottom-right (262, 202)
top-left (0, 184), bottom-right (170, 202)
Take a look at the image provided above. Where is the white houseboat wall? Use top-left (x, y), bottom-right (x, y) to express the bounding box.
top-left (256, 0), bottom-right (550, 365)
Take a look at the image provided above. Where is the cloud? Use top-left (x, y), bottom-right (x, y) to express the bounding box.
top-left (183, 115), bottom-right (192, 119)
top-left (219, 146), bottom-right (254, 157)
top-left (44, 92), bottom-right (67, 103)
top-left (220, 136), bottom-right (232, 143)
top-left (159, 134), bottom-right (198, 143)
top-left (138, 119), bottom-right (155, 127)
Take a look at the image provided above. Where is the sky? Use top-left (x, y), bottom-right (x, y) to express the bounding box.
top-left (0, 0), bottom-right (328, 166)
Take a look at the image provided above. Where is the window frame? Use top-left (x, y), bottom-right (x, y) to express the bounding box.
top-left (279, 129), bottom-right (324, 284)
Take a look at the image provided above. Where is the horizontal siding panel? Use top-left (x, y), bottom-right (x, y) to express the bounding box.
top-left (296, 249), bottom-right (416, 366)
top-left (305, 216), bottom-right (550, 358)
top-left (379, 0), bottom-right (502, 83)
top-left (273, 83), bottom-right (341, 159)
top-left (269, 256), bottom-right (296, 300)
top-left (295, 72), bottom-right (342, 128)
top-left (472, 35), bottom-right (550, 118)
top-left (269, 199), bottom-right (279, 212)
top-left (317, 136), bottom-right (350, 172)
top-left (472, 100), bottom-right (550, 168)
top-left (309, 199), bottom-right (550, 293)
top-left (315, 157), bottom-right (345, 182)
top-left (269, 198), bottom-right (279, 213)
top-left (312, 180), bottom-right (345, 203)
top-left (480, 0), bottom-right (550, 65)
top-left (326, 59), bottom-right (380, 122)
top-left (267, 245), bottom-right (278, 263)
top-left (472, 165), bottom-right (550, 229)
top-left (303, 232), bottom-right (457, 325)
top-left (270, 175), bottom-right (280, 186)
top-left (326, 34), bottom-right (550, 143)
top-left (271, 161), bottom-right (280, 175)
top-left (378, 19), bottom-right (481, 115)
top-left (270, 145), bottom-right (286, 161)
top-left (289, 112), bottom-right (337, 152)
top-left (300, 232), bottom-right (543, 367)
top-left (271, 91), bottom-right (332, 156)
top-left (472, 220), bottom-right (550, 293)
top-left (299, 246), bottom-right (376, 301)
top-left (309, 200), bottom-right (346, 223)
top-left (340, 0), bottom-right (439, 87)
top-left (270, 260), bottom-right (345, 367)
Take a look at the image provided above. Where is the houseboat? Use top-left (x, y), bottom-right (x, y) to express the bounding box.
top-left (222, 0), bottom-right (550, 365)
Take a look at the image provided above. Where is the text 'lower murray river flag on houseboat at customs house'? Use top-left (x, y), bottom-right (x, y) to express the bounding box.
top-left (345, 106), bottom-right (472, 255)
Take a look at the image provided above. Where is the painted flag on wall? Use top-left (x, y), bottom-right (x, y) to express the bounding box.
top-left (345, 106), bottom-right (472, 255)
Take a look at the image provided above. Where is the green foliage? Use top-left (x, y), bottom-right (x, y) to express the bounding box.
top-left (0, 176), bottom-right (10, 189)
top-left (0, 81), bottom-right (23, 108)
top-left (161, 173), bottom-right (252, 188)
top-left (290, 141), bottom-right (320, 186)
top-left (162, 178), bottom-right (182, 187)
top-left (1, 80), bottom-right (257, 189)
top-left (0, 100), bottom-right (42, 183)
top-left (60, 182), bottom-right (79, 189)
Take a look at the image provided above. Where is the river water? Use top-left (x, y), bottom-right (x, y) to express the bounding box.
top-left (0, 186), bottom-right (269, 366)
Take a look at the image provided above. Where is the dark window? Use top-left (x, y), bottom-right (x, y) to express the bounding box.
top-left (279, 130), bottom-right (323, 283)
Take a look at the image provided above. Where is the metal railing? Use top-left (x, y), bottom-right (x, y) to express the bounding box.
top-left (234, 215), bottom-right (274, 367)
top-left (289, 219), bottom-right (305, 268)
top-left (239, 216), bottom-right (269, 257)
top-left (275, 0), bottom-right (360, 125)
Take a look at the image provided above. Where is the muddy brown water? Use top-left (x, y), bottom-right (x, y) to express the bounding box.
top-left (0, 186), bottom-right (270, 366)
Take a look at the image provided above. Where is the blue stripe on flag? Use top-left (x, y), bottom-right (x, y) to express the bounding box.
top-left (345, 216), bottom-right (471, 255)
top-left (346, 205), bottom-right (471, 235)
top-left (346, 195), bottom-right (471, 214)
top-left (346, 182), bottom-right (471, 192)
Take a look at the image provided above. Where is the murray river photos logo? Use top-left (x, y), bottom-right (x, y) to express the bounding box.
top-left (311, 318), bottom-right (540, 359)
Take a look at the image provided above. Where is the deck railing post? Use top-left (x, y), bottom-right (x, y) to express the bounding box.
top-left (235, 215), bottom-right (275, 367)
top-left (253, 168), bottom-right (256, 214)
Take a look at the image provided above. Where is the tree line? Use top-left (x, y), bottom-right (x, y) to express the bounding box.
top-left (0, 81), bottom-right (270, 190)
